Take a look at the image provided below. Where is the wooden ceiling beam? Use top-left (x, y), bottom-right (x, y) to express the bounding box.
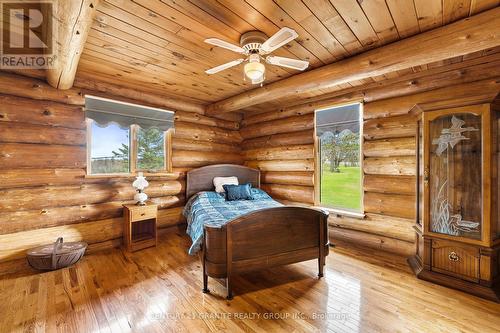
top-left (46, 0), bottom-right (100, 89)
top-left (74, 77), bottom-right (207, 114)
top-left (206, 7), bottom-right (500, 114)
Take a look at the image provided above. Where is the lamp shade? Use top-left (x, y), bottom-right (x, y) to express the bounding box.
top-left (244, 61), bottom-right (265, 80)
top-left (132, 172), bottom-right (149, 191)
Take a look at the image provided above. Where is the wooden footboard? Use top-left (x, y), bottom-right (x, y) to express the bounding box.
top-left (202, 206), bottom-right (329, 299)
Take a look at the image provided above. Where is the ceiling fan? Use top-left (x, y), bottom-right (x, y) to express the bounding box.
top-left (204, 27), bottom-right (309, 85)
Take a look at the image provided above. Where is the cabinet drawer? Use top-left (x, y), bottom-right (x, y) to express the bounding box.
top-left (130, 205), bottom-right (157, 221)
top-left (431, 240), bottom-right (480, 282)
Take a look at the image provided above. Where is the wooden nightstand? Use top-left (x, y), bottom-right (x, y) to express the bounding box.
top-left (123, 204), bottom-right (158, 252)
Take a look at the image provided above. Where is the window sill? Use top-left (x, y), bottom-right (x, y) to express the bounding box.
top-left (316, 207), bottom-right (365, 219)
top-left (85, 172), bottom-right (177, 179)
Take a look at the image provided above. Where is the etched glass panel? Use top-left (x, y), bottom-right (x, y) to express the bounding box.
top-left (429, 114), bottom-right (481, 239)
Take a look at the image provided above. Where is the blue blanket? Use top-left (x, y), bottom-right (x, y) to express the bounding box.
top-left (183, 189), bottom-right (282, 255)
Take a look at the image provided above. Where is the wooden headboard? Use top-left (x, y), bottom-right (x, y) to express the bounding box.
top-left (186, 164), bottom-right (260, 200)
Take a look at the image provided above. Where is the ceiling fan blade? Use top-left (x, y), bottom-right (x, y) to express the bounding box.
top-left (204, 38), bottom-right (245, 54)
top-left (260, 27), bottom-right (298, 53)
top-left (205, 59), bottom-right (245, 74)
top-left (266, 56), bottom-right (309, 71)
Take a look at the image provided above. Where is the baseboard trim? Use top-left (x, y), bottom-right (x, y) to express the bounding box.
top-left (0, 223), bottom-right (186, 277)
top-left (329, 226), bottom-right (414, 257)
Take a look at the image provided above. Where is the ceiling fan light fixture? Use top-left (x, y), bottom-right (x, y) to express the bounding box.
top-left (244, 54), bottom-right (265, 81)
top-left (244, 62), bottom-right (265, 80)
top-left (203, 28), bottom-right (307, 83)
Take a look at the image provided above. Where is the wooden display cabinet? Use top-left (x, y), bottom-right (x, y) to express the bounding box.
top-left (409, 103), bottom-right (500, 302)
top-left (123, 204), bottom-right (158, 252)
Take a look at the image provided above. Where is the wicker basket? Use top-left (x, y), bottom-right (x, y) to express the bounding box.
top-left (27, 237), bottom-right (87, 271)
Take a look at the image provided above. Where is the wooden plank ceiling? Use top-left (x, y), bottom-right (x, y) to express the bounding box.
top-left (75, 0), bottom-right (500, 106)
top-left (241, 46), bottom-right (500, 114)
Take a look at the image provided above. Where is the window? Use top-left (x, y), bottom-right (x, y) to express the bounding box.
top-left (85, 96), bottom-right (174, 175)
top-left (315, 103), bottom-right (363, 213)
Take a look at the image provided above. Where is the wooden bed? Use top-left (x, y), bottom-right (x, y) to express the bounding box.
top-left (186, 164), bottom-right (329, 299)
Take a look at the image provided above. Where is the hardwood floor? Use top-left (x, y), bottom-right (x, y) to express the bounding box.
top-left (1, 227), bottom-right (500, 333)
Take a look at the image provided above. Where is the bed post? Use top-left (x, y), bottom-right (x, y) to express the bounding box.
top-left (226, 224), bottom-right (233, 300)
top-left (202, 231), bottom-right (209, 293)
top-left (318, 213), bottom-right (326, 278)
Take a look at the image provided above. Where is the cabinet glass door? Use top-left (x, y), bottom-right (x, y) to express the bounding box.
top-left (428, 113), bottom-right (482, 240)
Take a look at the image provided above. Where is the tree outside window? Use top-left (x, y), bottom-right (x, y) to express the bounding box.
top-left (320, 129), bottom-right (360, 173)
top-left (112, 126), bottom-right (166, 172)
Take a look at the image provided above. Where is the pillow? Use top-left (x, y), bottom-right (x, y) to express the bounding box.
top-left (223, 184), bottom-right (253, 201)
top-left (213, 176), bottom-right (238, 193)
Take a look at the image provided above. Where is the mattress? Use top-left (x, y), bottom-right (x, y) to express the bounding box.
top-left (183, 189), bottom-right (282, 255)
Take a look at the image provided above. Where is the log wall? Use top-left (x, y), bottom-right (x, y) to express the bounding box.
top-left (1, 51), bottom-right (499, 265)
top-left (241, 52), bottom-right (500, 256)
top-left (0, 73), bottom-right (242, 264)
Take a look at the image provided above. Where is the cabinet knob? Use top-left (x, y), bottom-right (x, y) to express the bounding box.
top-left (141, 213), bottom-right (146, 216)
top-left (424, 168), bottom-right (429, 186)
top-left (448, 251), bottom-right (460, 262)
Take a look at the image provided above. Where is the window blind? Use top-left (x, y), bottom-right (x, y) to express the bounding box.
top-left (85, 95), bottom-right (174, 131)
top-left (315, 103), bottom-right (360, 138)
